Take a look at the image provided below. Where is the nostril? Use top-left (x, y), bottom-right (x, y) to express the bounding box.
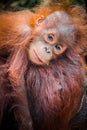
top-left (44, 47), bottom-right (47, 51)
top-left (47, 49), bottom-right (51, 53)
top-left (44, 47), bottom-right (51, 53)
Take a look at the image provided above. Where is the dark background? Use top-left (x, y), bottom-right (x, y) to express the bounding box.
top-left (0, 0), bottom-right (86, 10)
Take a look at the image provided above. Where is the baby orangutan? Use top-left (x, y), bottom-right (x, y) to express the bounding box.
top-left (27, 11), bottom-right (78, 66)
top-left (0, 5), bottom-right (87, 130)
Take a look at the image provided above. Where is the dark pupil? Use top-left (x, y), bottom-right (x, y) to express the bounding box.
top-left (48, 34), bottom-right (53, 41)
top-left (55, 45), bottom-right (61, 50)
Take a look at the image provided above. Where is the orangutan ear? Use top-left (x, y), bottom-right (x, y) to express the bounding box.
top-left (35, 15), bottom-right (45, 26)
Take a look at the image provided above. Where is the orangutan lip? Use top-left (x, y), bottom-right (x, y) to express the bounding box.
top-left (33, 49), bottom-right (44, 63)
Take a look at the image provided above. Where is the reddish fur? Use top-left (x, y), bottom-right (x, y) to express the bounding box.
top-left (0, 3), bottom-right (86, 130)
top-left (0, 4), bottom-right (86, 52)
top-left (0, 47), bottom-right (84, 130)
top-left (0, 6), bottom-right (86, 73)
top-left (26, 52), bottom-right (84, 130)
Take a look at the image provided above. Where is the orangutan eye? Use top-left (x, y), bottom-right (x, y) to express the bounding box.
top-left (55, 44), bottom-right (61, 50)
top-left (44, 33), bottom-right (58, 45)
top-left (47, 34), bottom-right (54, 41)
top-left (53, 43), bottom-right (67, 55)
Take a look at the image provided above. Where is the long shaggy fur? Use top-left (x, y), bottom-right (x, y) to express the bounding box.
top-left (0, 2), bottom-right (86, 130)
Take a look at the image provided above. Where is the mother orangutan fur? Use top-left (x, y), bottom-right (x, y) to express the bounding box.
top-left (0, 46), bottom-right (84, 130)
top-left (27, 52), bottom-right (84, 130)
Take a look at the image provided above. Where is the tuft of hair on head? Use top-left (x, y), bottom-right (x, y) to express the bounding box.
top-left (29, 0), bottom-right (86, 27)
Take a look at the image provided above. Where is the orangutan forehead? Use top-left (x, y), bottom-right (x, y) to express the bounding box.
top-left (43, 10), bottom-right (76, 33)
top-left (45, 11), bottom-right (72, 25)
